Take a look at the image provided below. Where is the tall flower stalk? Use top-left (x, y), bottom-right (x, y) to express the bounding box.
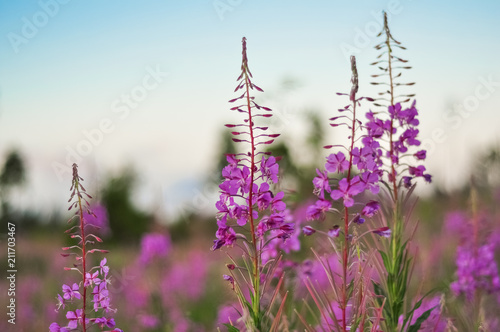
top-left (305, 56), bottom-right (387, 331)
top-left (213, 37), bottom-right (293, 331)
top-left (50, 163), bottom-right (121, 332)
top-left (447, 186), bottom-right (500, 330)
top-left (369, 12), bottom-right (432, 331)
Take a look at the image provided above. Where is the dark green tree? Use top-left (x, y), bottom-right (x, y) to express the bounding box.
top-left (0, 150), bottom-right (26, 222)
top-left (101, 168), bottom-right (152, 242)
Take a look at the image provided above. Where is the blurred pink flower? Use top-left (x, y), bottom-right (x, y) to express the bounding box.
top-left (216, 304), bottom-right (244, 330)
top-left (161, 252), bottom-right (208, 301)
top-left (138, 314), bottom-right (159, 329)
top-left (139, 232), bottom-right (171, 265)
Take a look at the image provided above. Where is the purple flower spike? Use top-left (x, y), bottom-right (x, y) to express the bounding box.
top-left (214, 45), bottom-right (291, 251)
top-left (51, 164), bottom-right (121, 331)
top-left (373, 227), bottom-right (391, 238)
top-left (365, 100), bottom-right (431, 188)
top-left (138, 315), bottom-right (160, 329)
top-left (451, 242), bottom-right (500, 303)
top-left (139, 233), bottom-right (171, 265)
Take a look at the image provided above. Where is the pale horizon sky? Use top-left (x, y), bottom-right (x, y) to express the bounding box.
top-left (1, 0), bottom-right (499, 219)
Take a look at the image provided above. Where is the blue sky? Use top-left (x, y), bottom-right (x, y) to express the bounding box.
top-left (0, 0), bottom-right (499, 217)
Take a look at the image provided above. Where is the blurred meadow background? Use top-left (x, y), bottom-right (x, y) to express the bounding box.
top-left (0, 0), bottom-right (500, 330)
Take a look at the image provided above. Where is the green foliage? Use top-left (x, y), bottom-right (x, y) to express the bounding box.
top-left (0, 149), bottom-right (26, 222)
top-left (101, 168), bottom-right (152, 242)
top-left (0, 150), bottom-right (25, 188)
top-left (223, 324), bottom-right (240, 332)
top-left (407, 306), bottom-right (435, 332)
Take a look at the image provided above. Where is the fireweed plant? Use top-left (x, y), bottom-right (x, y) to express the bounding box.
top-left (447, 188), bottom-right (500, 330)
top-left (304, 56), bottom-right (388, 332)
top-left (212, 37), bottom-right (293, 331)
top-left (50, 164), bottom-right (121, 332)
top-left (368, 13), bottom-right (434, 331)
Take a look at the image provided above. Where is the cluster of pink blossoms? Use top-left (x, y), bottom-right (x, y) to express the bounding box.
top-left (50, 259), bottom-right (121, 332)
top-left (306, 119), bottom-right (383, 226)
top-left (213, 154), bottom-right (291, 250)
top-left (365, 101), bottom-right (431, 187)
top-left (50, 164), bottom-right (121, 332)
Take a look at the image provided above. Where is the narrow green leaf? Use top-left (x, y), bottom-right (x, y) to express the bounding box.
top-left (402, 291), bottom-right (434, 329)
top-left (373, 282), bottom-right (387, 298)
top-left (379, 250), bottom-right (391, 270)
top-left (407, 306), bottom-right (437, 332)
top-left (223, 323), bottom-right (240, 332)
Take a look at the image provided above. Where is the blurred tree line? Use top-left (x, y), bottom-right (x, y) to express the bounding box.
top-left (0, 150), bottom-right (26, 225)
top-left (1, 120), bottom-right (499, 243)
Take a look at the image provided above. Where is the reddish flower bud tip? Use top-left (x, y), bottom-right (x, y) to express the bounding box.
top-left (373, 227), bottom-right (391, 238)
top-left (253, 84), bottom-right (264, 92)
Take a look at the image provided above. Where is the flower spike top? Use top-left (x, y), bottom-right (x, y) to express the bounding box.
top-left (350, 55), bottom-right (358, 102)
top-left (371, 12), bottom-right (415, 108)
top-left (308, 56), bottom-right (382, 223)
top-left (213, 37), bottom-right (292, 251)
top-left (212, 37), bottom-right (293, 331)
top-left (304, 56), bottom-right (388, 332)
top-left (50, 164), bottom-right (121, 332)
top-left (368, 12), bottom-right (430, 193)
